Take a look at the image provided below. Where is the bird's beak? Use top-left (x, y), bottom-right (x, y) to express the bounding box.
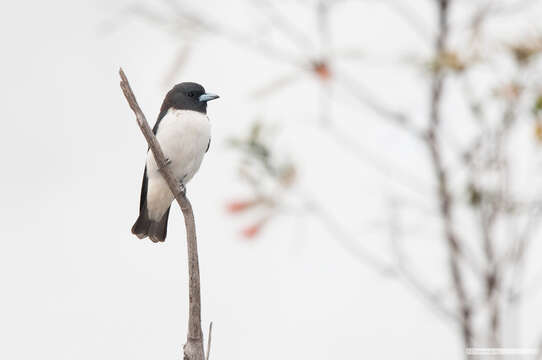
top-left (199, 93), bottom-right (219, 102)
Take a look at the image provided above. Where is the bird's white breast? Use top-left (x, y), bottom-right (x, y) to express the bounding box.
top-left (145, 109), bottom-right (211, 219)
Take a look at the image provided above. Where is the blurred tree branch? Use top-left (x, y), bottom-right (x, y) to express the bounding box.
top-left (218, 0), bottom-right (542, 354)
top-left (216, 0), bottom-right (542, 353)
top-left (425, 0), bottom-right (474, 347)
top-left (114, 0), bottom-right (542, 356)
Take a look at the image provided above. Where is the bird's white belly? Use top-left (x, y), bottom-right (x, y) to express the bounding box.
top-left (145, 109), bottom-right (210, 219)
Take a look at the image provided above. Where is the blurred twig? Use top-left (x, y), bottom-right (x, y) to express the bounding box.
top-left (334, 70), bottom-right (422, 138)
top-left (307, 198), bottom-right (397, 276)
top-left (424, 0), bottom-right (474, 347)
top-left (253, 0), bottom-right (315, 52)
top-left (383, 0), bottom-right (433, 43)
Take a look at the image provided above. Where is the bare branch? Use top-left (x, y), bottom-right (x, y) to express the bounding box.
top-left (383, 0), bottom-right (433, 43)
top-left (485, 0), bottom-right (538, 17)
top-left (502, 209), bottom-right (542, 301)
top-left (325, 125), bottom-right (434, 204)
top-left (334, 70), bottom-right (423, 138)
top-left (162, 42), bottom-right (194, 87)
top-left (306, 198), bottom-right (397, 276)
top-left (387, 201), bottom-right (467, 325)
top-left (165, 4), bottom-right (304, 67)
top-left (253, 0), bottom-right (315, 52)
top-left (424, 0), bottom-right (474, 347)
top-left (309, 193), bottom-right (475, 338)
top-left (119, 68), bottom-right (205, 360)
top-left (206, 322), bottom-right (213, 360)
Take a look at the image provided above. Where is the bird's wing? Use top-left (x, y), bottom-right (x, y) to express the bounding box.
top-left (153, 99), bottom-right (171, 134)
top-left (138, 167), bottom-right (148, 212)
top-left (139, 106), bottom-right (169, 212)
top-left (153, 110), bottom-right (168, 134)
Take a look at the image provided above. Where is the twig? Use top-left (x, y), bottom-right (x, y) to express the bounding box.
top-left (317, 0), bottom-right (332, 125)
top-left (119, 68), bottom-right (205, 360)
top-left (383, 0), bottom-right (433, 43)
top-left (334, 70), bottom-right (422, 138)
top-left (387, 200), bottom-right (466, 325)
top-left (485, 0), bottom-right (538, 17)
top-left (206, 322), bottom-right (213, 360)
top-left (161, 1), bottom-right (305, 67)
top-left (325, 124), bottom-right (433, 204)
top-left (255, 0), bottom-right (315, 53)
top-left (162, 42), bottom-right (194, 87)
top-left (305, 198), bottom-right (396, 276)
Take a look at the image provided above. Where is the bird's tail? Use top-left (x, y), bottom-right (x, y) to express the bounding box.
top-left (131, 206), bottom-right (171, 243)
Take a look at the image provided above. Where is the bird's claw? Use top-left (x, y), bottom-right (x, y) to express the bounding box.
top-left (158, 158), bottom-right (172, 170)
top-left (179, 182), bottom-right (186, 196)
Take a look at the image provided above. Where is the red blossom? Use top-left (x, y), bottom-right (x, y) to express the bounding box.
top-left (226, 199), bottom-right (258, 213)
top-left (241, 218), bottom-right (269, 239)
top-left (313, 61), bottom-right (331, 80)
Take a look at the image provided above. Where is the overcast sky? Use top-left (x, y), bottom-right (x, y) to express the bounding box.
top-left (2, 0), bottom-right (542, 359)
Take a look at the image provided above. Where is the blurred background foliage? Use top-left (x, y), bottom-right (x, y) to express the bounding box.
top-left (110, 0), bottom-right (542, 356)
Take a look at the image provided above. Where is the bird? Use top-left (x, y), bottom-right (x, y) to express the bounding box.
top-left (131, 82), bottom-right (219, 242)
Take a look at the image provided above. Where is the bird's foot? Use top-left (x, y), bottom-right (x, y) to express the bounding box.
top-left (158, 158), bottom-right (172, 170)
top-left (178, 181), bottom-right (186, 196)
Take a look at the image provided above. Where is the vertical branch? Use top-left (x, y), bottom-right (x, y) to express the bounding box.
top-left (182, 199), bottom-right (204, 360)
top-left (205, 322), bottom-right (213, 360)
top-left (425, 0), bottom-right (474, 348)
top-left (119, 68), bottom-right (205, 360)
top-left (480, 100), bottom-right (519, 348)
top-left (481, 206), bottom-right (500, 347)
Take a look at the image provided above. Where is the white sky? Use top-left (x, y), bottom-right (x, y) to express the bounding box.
top-left (1, 0), bottom-right (542, 359)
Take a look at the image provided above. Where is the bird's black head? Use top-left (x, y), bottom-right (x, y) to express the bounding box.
top-left (161, 82), bottom-right (219, 115)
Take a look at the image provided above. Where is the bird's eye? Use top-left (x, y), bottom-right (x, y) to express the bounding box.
top-left (187, 92), bottom-right (194, 98)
